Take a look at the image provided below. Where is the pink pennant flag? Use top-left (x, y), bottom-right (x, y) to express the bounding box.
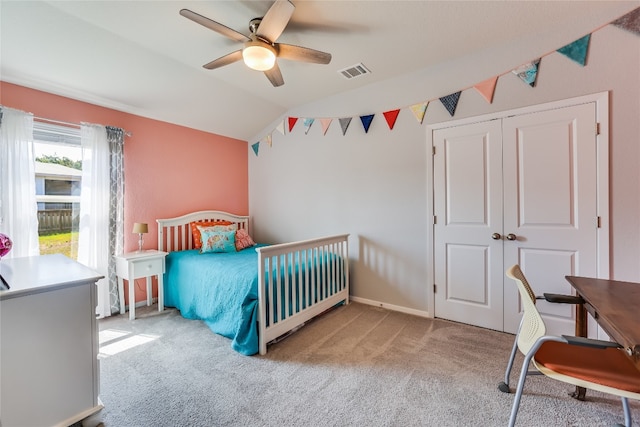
top-left (383, 109), bottom-right (401, 130)
top-left (320, 118), bottom-right (332, 135)
top-left (410, 102), bottom-right (428, 124)
top-left (275, 120), bottom-right (285, 135)
top-left (288, 117), bottom-right (298, 133)
top-left (474, 76), bottom-right (498, 104)
top-left (265, 133), bottom-right (272, 147)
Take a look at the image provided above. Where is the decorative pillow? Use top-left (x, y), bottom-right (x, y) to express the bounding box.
top-left (235, 228), bottom-right (256, 251)
top-left (197, 224), bottom-right (237, 234)
top-left (190, 220), bottom-right (234, 249)
top-left (200, 229), bottom-right (237, 253)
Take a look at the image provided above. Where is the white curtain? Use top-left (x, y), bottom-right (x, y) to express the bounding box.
top-left (78, 123), bottom-right (111, 318)
top-left (0, 107), bottom-right (40, 258)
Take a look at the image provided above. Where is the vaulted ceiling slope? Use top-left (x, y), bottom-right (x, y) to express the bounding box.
top-left (1, 1), bottom-right (637, 141)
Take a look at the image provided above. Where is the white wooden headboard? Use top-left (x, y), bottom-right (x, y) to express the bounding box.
top-left (156, 210), bottom-right (250, 252)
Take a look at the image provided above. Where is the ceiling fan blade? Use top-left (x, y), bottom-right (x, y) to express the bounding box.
top-left (180, 9), bottom-right (250, 43)
top-left (256, 0), bottom-right (295, 42)
top-left (203, 50), bottom-right (243, 70)
top-left (277, 43), bottom-right (332, 64)
top-left (264, 62), bottom-right (284, 87)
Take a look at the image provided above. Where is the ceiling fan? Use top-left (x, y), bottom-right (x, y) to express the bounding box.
top-left (180, 0), bottom-right (332, 87)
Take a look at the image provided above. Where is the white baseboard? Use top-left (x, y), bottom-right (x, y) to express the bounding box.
top-left (103, 298), bottom-right (160, 318)
top-left (349, 296), bottom-right (432, 318)
top-left (133, 298), bottom-right (158, 309)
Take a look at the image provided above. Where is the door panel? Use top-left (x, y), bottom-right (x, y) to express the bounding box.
top-left (503, 103), bottom-right (598, 336)
top-left (434, 120), bottom-right (503, 331)
top-left (447, 244), bottom-right (489, 304)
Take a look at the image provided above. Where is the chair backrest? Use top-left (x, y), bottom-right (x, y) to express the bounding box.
top-left (506, 264), bottom-right (547, 355)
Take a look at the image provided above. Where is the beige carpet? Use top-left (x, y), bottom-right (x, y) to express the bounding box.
top-left (85, 302), bottom-right (639, 426)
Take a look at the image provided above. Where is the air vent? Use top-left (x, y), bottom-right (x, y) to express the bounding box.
top-left (338, 63), bottom-right (371, 80)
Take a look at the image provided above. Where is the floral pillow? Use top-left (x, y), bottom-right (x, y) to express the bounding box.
top-left (235, 228), bottom-right (256, 251)
top-left (190, 220), bottom-right (234, 249)
top-left (200, 229), bottom-right (237, 253)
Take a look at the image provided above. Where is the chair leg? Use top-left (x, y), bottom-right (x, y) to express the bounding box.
top-left (622, 397), bottom-right (632, 427)
top-left (508, 353), bottom-right (533, 427)
top-left (499, 334), bottom-right (519, 393)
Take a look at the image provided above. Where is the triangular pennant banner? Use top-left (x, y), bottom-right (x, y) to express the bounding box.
top-left (251, 142), bottom-right (259, 156)
top-left (288, 117), bottom-right (298, 133)
top-left (383, 109), bottom-right (400, 130)
top-left (320, 118), bottom-right (332, 136)
top-left (439, 92), bottom-right (461, 117)
top-left (612, 7), bottom-right (640, 36)
top-left (512, 59), bottom-right (541, 87)
top-left (410, 102), bottom-right (428, 124)
top-left (339, 117), bottom-right (352, 136)
top-left (303, 118), bottom-right (315, 135)
top-left (557, 34), bottom-right (591, 66)
top-left (360, 114), bottom-right (375, 133)
top-left (474, 76), bottom-right (498, 104)
top-left (265, 133), bottom-right (272, 147)
top-left (275, 120), bottom-right (285, 135)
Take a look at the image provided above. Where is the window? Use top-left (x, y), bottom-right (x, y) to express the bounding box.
top-left (33, 122), bottom-right (82, 258)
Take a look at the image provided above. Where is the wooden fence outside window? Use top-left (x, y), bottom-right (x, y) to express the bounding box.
top-left (38, 209), bottom-right (78, 234)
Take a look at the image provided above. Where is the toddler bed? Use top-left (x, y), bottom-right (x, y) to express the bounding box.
top-left (157, 210), bottom-right (349, 355)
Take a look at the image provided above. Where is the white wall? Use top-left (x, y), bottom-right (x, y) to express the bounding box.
top-left (249, 24), bottom-right (640, 315)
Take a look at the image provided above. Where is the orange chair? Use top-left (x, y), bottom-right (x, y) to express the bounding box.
top-left (498, 274), bottom-right (585, 395)
top-left (504, 264), bottom-right (640, 427)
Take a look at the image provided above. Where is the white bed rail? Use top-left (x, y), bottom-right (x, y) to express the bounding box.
top-left (256, 234), bottom-right (350, 355)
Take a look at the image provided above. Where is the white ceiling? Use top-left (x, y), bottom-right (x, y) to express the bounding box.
top-left (1, 1), bottom-right (637, 141)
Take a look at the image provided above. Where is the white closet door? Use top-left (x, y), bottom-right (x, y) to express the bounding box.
top-left (502, 102), bottom-right (598, 336)
top-left (433, 102), bottom-right (598, 334)
top-left (433, 119), bottom-right (504, 331)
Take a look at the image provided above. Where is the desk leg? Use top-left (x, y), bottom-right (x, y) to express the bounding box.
top-left (570, 301), bottom-right (587, 401)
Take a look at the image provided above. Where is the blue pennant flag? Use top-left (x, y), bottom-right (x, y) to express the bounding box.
top-left (512, 59), bottom-right (541, 87)
top-left (251, 142), bottom-right (259, 156)
top-left (360, 114), bottom-right (375, 133)
top-left (557, 34), bottom-right (591, 66)
top-left (303, 118), bottom-right (315, 135)
top-left (439, 92), bottom-right (461, 117)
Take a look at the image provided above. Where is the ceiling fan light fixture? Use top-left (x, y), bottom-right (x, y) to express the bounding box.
top-left (242, 42), bottom-right (277, 71)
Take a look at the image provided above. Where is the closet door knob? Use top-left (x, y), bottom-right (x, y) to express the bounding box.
top-left (491, 233), bottom-right (502, 240)
top-left (506, 233), bottom-right (517, 241)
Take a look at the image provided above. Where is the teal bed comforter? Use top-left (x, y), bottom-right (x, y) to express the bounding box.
top-left (164, 245), bottom-right (269, 355)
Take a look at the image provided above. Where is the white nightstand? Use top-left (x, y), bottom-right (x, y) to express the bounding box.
top-left (115, 250), bottom-right (168, 320)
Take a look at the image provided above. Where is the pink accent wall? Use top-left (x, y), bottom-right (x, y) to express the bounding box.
top-left (1, 82), bottom-right (249, 305)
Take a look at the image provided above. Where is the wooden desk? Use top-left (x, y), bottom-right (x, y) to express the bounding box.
top-left (565, 276), bottom-right (640, 367)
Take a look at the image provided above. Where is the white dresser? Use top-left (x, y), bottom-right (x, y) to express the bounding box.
top-left (0, 254), bottom-right (104, 427)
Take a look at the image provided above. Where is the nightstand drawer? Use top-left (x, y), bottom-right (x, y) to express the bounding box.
top-left (130, 257), bottom-right (164, 279)
top-left (115, 254), bottom-right (165, 280)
